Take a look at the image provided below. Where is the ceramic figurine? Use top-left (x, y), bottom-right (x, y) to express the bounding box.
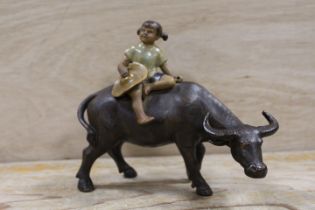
top-left (112, 20), bottom-right (182, 124)
top-left (76, 21), bottom-right (279, 196)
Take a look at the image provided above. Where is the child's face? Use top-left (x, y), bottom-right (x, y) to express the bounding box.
top-left (138, 26), bottom-right (159, 44)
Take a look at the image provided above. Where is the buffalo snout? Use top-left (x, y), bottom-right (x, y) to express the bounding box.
top-left (245, 163), bottom-right (267, 178)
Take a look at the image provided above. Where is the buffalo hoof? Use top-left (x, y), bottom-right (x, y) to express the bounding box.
top-left (78, 178), bottom-right (95, 192)
top-left (196, 185), bottom-right (213, 196)
top-left (123, 167), bottom-right (137, 178)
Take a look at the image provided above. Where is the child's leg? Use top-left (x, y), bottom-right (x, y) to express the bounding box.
top-left (144, 75), bottom-right (176, 96)
top-left (128, 84), bottom-right (154, 124)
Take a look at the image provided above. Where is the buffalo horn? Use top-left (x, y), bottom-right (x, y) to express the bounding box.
top-left (203, 113), bottom-right (240, 138)
top-left (256, 111), bottom-right (279, 137)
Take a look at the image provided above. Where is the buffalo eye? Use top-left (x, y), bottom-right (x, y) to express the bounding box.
top-left (240, 142), bottom-right (248, 149)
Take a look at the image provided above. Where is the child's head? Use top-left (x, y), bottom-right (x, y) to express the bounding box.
top-left (137, 20), bottom-right (168, 44)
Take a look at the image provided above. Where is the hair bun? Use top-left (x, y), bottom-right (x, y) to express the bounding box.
top-left (161, 33), bottom-right (168, 41)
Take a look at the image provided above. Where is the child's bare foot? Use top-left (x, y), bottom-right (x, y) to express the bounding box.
top-left (174, 75), bottom-right (183, 83)
top-left (143, 83), bottom-right (152, 96)
top-left (137, 116), bottom-right (155, 124)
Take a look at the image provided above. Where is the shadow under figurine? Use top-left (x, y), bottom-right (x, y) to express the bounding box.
top-left (76, 20), bottom-right (279, 196)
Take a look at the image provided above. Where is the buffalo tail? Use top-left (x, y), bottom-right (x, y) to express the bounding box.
top-left (77, 93), bottom-right (98, 146)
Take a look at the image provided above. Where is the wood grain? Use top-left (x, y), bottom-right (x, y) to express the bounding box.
top-left (0, 151), bottom-right (314, 209)
top-left (0, 0), bottom-right (315, 162)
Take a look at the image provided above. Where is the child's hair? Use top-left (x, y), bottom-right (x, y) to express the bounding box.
top-left (137, 20), bottom-right (168, 41)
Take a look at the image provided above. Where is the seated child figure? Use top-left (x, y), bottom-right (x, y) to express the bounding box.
top-left (117, 20), bottom-right (181, 124)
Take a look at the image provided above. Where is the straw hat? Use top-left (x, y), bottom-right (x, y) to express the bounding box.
top-left (112, 62), bottom-right (148, 97)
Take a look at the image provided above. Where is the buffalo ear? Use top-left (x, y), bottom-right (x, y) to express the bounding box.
top-left (209, 138), bottom-right (229, 146)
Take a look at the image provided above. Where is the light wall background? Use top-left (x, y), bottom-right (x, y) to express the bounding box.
top-left (1, 0), bottom-right (314, 162)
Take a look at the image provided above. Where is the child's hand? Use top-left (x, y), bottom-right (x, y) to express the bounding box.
top-left (121, 71), bottom-right (129, 78)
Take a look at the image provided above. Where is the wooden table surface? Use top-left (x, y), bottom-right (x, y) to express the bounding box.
top-left (0, 151), bottom-right (314, 210)
top-left (1, 0), bottom-right (315, 162)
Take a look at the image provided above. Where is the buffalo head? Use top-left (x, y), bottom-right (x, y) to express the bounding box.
top-left (203, 111), bottom-right (279, 178)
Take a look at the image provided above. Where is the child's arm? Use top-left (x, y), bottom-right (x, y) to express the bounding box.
top-left (118, 57), bottom-right (131, 78)
top-left (160, 62), bottom-right (173, 76)
top-left (160, 63), bottom-right (183, 82)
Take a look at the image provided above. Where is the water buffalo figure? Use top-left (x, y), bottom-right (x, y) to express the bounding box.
top-left (76, 82), bottom-right (279, 196)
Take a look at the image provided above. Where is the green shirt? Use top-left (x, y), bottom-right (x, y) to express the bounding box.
top-left (124, 43), bottom-right (167, 78)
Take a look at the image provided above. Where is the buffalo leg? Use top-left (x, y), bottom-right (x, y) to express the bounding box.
top-left (108, 143), bottom-right (137, 178)
top-left (76, 145), bottom-right (106, 192)
top-left (196, 143), bottom-right (206, 171)
top-left (176, 144), bottom-right (212, 196)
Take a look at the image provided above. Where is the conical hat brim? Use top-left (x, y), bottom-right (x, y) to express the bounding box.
top-left (112, 62), bottom-right (148, 97)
